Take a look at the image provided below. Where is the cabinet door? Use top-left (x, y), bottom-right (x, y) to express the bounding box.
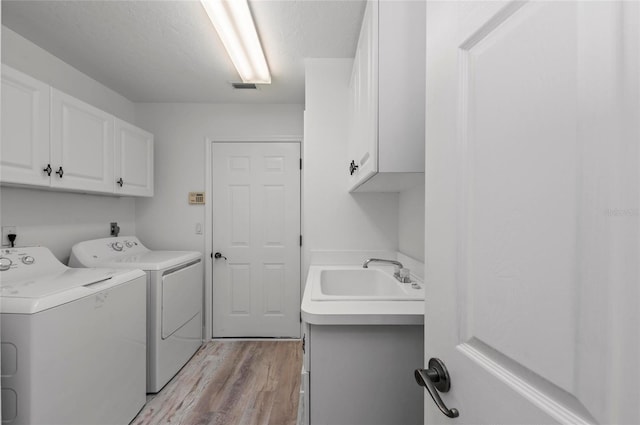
top-left (114, 119), bottom-right (154, 197)
top-left (1, 65), bottom-right (51, 187)
top-left (347, 0), bottom-right (379, 191)
top-left (50, 89), bottom-right (114, 193)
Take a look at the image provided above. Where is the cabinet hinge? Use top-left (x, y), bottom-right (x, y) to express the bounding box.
top-left (300, 235), bottom-right (303, 246)
top-left (300, 158), bottom-right (302, 170)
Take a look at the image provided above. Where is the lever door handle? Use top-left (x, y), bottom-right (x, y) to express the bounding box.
top-left (55, 166), bottom-right (64, 178)
top-left (43, 164), bottom-right (52, 176)
top-left (214, 252), bottom-right (227, 260)
top-left (414, 358), bottom-right (459, 418)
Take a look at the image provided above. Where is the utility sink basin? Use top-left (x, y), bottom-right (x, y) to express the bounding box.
top-left (310, 268), bottom-right (424, 301)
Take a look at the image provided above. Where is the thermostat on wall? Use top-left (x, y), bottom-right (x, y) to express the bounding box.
top-left (189, 192), bottom-right (205, 205)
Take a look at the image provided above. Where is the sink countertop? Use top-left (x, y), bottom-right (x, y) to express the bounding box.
top-left (301, 265), bottom-right (424, 325)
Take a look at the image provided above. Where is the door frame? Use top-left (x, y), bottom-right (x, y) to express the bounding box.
top-left (204, 137), bottom-right (303, 340)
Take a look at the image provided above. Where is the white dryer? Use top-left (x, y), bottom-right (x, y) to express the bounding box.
top-left (69, 236), bottom-right (203, 393)
top-left (0, 246), bottom-right (146, 425)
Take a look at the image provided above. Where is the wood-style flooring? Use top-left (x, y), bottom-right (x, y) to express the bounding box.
top-left (132, 340), bottom-right (302, 425)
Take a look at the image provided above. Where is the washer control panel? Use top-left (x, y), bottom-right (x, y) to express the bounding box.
top-left (109, 239), bottom-right (138, 253)
top-left (0, 247), bottom-right (64, 279)
top-left (0, 249), bottom-right (37, 271)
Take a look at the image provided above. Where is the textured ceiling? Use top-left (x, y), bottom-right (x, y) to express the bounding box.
top-left (2, 0), bottom-right (366, 104)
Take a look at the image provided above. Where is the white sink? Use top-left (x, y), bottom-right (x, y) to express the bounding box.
top-left (310, 268), bottom-right (424, 301)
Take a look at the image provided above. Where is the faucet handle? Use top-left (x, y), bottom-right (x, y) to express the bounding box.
top-left (398, 268), bottom-right (411, 283)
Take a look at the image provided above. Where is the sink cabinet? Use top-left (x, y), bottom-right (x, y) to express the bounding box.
top-left (347, 0), bottom-right (425, 192)
top-left (300, 322), bottom-right (423, 425)
top-left (0, 64), bottom-right (154, 197)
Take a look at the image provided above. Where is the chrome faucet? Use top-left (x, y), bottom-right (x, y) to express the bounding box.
top-left (362, 258), bottom-right (403, 269)
top-left (363, 258), bottom-right (409, 282)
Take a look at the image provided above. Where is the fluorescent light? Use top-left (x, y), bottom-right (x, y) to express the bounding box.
top-left (201, 0), bottom-right (271, 84)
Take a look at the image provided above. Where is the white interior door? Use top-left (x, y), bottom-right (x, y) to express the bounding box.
top-left (424, 1), bottom-right (639, 423)
top-left (212, 142), bottom-right (301, 338)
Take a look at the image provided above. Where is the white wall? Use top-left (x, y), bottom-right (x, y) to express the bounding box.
top-left (303, 59), bottom-right (399, 276)
top-left (0, 26), bottom-right (138, 263)
top-left (398, 183), bottom-right (425, 262)
top-left (1, 26), bottom-right (135, 121)
top-left (0, 188), bottom-right (136, 263)
top-left (133, 103), bottom-right (303, 253)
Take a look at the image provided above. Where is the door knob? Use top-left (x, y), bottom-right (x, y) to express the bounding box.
top-left (214, 252), bottom-right (227, 260)
top-left (414, 358), bottom-right (459, 418)
top-left (116, 178), bottom-right (124, 187)
top-left (55, 166), bottom-right (64, 178)
top-left (43, 164), bottom-right (52, 176)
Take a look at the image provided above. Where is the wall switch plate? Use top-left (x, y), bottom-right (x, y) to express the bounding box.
top-left (195, 223), bottom-right (203, 235)
top-left (2, 226), bottom-right (17, 247)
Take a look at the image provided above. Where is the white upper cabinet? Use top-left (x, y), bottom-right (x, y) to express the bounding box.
top-left (114, 119), bottom-right (154, 197)
top-left (0, 65), bottom-right (154, 197)
top-left (51, 88), bottom-right (115, 193)
top-left (347, 0), bottom-right (426, 192)
top-left (1, 65), bottom-right (51, 187)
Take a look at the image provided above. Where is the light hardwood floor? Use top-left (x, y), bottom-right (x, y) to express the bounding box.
top-left (132, 340), bottom-right (302, 425)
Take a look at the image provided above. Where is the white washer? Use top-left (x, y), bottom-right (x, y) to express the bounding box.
top-left (69, 236), bottom-right (203, 393)
top-left (0, 246), bottom-right (146, 425)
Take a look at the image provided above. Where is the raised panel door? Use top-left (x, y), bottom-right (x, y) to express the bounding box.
top-left (114, 119), bottom-right (154, 197)
top-left (50, 89), bottom-right (114, 193)
top-left (348, 0), bottom-right (379, 192)
top-left (212, 142), bottom-right (301, 338)
top-left (424, 1), bottom-right (639, 423)
top-left (0, 65), bottom-right (50, 187)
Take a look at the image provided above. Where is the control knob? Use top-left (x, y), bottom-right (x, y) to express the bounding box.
top-left (21, 256), bottom-right (35, 265)
top-left (112, 242), bottom-right (124, 252)
top-left (0, 257), bottom-right (12, 271)
top-left (125, 241), bottom-right (135, 248)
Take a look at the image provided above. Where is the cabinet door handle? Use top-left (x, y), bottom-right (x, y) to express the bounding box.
top-left (43, 164), bottom-right (52, 176)
top-left (55, 166), bottom-right (64, 178)
top-left (414, 358), bottom-right (459, 418)
top-left (349, 160), bottom-right (359, 175)
top-left (117, 178), bottom-right (124, 187)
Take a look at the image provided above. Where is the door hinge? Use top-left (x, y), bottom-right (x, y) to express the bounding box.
top-left (300, 311), bottom-right (302, 323)
top-left (302, 334), bottom-right (306, 353)
top-left (299, 235), bottom-right (303, 246)
top-left (210, 252), bottom-right (213, 259)
top-left (299, 158), bottom-right (302, 170)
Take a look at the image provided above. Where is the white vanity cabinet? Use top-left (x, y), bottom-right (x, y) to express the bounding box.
top-left (347, 0), bottom-right (425, 192)
top-left (0, 65), bottom-right (154, 197)
top-left (50, 88), bottom-right (115, 193)
top-left (114, 119), bottom-right (154, 197)
top-left (0, 65), bottom-right (51, 187)
top-left (302, 323), bottom-right (423, 425)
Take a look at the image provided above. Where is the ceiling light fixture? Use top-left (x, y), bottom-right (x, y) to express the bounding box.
top-left (200, 0), bottom-right (271, 84)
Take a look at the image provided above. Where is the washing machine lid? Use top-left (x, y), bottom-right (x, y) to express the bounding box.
top-left (97, 250), bottom-right (202, 271)
top-left (0, 247), bottom-right (145, 314)
top-left (1, 268), bottom-right (144, 314)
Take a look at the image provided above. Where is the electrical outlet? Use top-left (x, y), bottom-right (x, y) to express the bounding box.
top-left (2, 226), bottom-right (17, 247)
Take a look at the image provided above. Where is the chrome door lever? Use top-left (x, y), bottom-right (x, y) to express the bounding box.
top-left (415, 358), bottom-right (459, 418)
